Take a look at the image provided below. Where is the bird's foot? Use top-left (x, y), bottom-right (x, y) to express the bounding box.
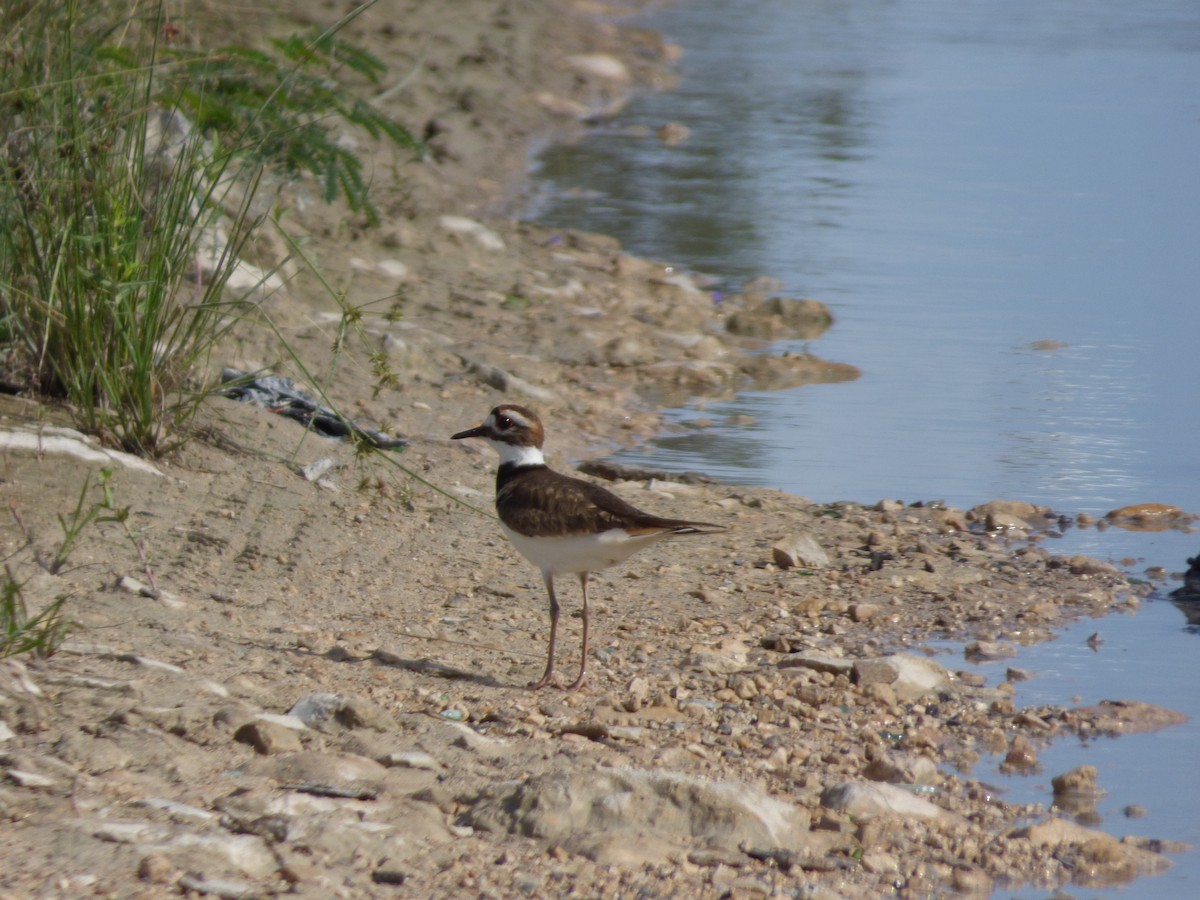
top-left (564, 670), bottom-right (589, 692)
top-left (527, 671), bottom-right (561, 691)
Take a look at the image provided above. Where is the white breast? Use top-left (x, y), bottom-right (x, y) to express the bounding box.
top-left (500, 522), bottom-right (668, 576)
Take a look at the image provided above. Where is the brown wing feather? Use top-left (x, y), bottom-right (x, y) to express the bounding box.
top-left (498, 468), bottom-right (724, 538)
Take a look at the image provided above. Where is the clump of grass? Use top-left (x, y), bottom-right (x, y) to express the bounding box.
top-left (2, 465), bottom-right (158, 658)
top-left (0, 0), bottom-right (421, 456)
top-left (0, 0), bottom-right (263, 454)
top-left (0, 566), bottom-right (70, 660)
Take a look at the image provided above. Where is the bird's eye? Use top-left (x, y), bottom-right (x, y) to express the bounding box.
top-left (498, 416), bottom-right (512, 430)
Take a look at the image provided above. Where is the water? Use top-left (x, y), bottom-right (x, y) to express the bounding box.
top-left (530, 0), bottom-right (1200, 895)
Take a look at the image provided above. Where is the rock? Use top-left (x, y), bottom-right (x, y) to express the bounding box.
top-left (534, 91), bottom-right (590, 119)
top-left (1052, 764), bottom-right (1104, 798)
top-left (6, 768), bottom-right (55, 789)
top-left (969, 500), bottom-right (1048, 524)
top-left (772, 532), bottom-right (830, 569)
top-left (288, 693), bottom-right (346, 727)
top-left (1066, 555), bottom-right (1123, 577)
top-left (820, 782), bottom-right (966, 828)
top-left (438, 215), bottom-right (505, 251)
top-left (376, 258), bottom-right (410, 279)
top-left (862, 753), bottom-right (940, 786)
top-left (684, 637), bottom-right (751, 674)
top-left (0, 425), bottom-right (164, 477)
top-left (1015, 818), bottom-right (1173, 886)
top-left (334, 695), bottom-right (396, 732)
top-left (372, 867), bottom-right (408, 886)
top-left (137, 853), bottom-right (176, 884)
top-left (177, 874), bottom-right (260, 899)
top-left (92, 818), bottom-right (278, 880)
top-left (289, 692), bottom-right (398, 734)
top-left (563, 53), bottom-right (631, 82)
top-left (459, 355), bottom-right (560, 404)
top-left (245, 751), bottom-right (388, 796)
top-left (965, 640), bottom-right (1017, 662)
top-left (467, 767), bottom-right (813, 865)
top-left (235, 720), bottom-right (303, 755)
top-left (134, 798), bottom-right (218, 824)
top-left (725, 297), bottom-right (832, 340)
top-left (984, 511), bottom-right (1033, 532)
top-left (378, 750), bottom-right (440, 771)
top-left (1001, 735), bottom-right (1040, 772)
top-left (1068, 700), bottom-right (1188, 736)
top-left (861, 850), bottom-right (901, 876)
top-left (656, 122), bottom-right (691, 145)
top-left (603, 335), bottom-right (656, 367)
top-left (952, 866), bottom-right (994, 896)
top-left (1104, 503), bottom-right (1191, 531)
top-left (778, 653), bottom-right (853, 678)
top-left (849, 602), bottom-right (880, 623)
top-left (854, 654), bottom-right (951, 702)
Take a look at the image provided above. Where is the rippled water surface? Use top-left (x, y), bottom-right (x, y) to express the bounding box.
top-left (531, 0), bottom-right (1200, 894)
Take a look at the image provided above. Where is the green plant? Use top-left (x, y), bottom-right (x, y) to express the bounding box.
top-left (162, 25), bottom-right (422, 224)
top-left (46, 466), bottom-right (152, 585)
top-left (0, 565), bottom-right (69, 659)
top-left (0, 0), bottom-right (421, 456)
top-left (2, 465), bottom-right (155, 658)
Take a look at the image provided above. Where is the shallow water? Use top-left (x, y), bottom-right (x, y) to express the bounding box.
top-left (531, 0), bottom-right (1200, 893)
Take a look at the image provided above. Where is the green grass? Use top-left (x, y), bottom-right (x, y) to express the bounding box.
top-left (0, 0), bottom-right (423, 657)
top-left (0, 0), bottom-right (421, 455)
top-left (0, 567), bottom-right (69, 660)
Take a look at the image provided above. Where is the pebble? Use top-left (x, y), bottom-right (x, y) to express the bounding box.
top-left (821, 781), bottom-right (966, 828)
top-left (133, 797), bottom-right (217, 823)
top-left (563, 53), bottom-right (631, 82)
top-left (177, 874), bottom-right (260, 899)
top-left (137, 853), bottom-right (176, 884)
top-left (234, 720), bottom-right (303, 755)
top-left (1052, 764), bottom-right (1105, 798)
top-left (772, 532), bottom-right (830, 569)
top-left (438, 215), bottom-right (505, 251)
top-left (1001, 735), bottom-right (1040, 772)
top-left (379, 750), bottom-right (440, 770)
top-left (6, 768), bottom-right (55, 789)
top-left (965, 640), bottom-right (1017, 661)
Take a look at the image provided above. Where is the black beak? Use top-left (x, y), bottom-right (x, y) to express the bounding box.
top-left (451, 424), bottom-right (486, 440)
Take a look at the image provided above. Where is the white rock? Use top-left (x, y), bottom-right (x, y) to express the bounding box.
top-left (820, 781), bottom-right (965, 828)
top-left (0, 427), bottom-right (162, 476)
top-left (92, 821), bottom-right (171, 843)
top-left (6, 769), bottom-right (55, 789)
top-left (772, 532), bottom-right (830, 569)
top-left (381, 750), bottom-right (441, 770)
top-left (288, 692), bottom-right (346, 726)
top-left (438, 215), bottom-right (505, 251)
top-left (254, 712), bottom-right (308, 731)
top-left (134, 798), bottom-right (217, 823)
top-left (377, 259), bottom-right (410, 279)
top-left (563, 53), bottom-right (631, 82)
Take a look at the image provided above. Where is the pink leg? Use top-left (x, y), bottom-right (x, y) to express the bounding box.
top-left (528, 572), bottom-right (561, 690)
top-left (565, 572), bottom-right (590, 692)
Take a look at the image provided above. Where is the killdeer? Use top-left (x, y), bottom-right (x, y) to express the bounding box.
top-left (452, 404), bottom-right (725, 690)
